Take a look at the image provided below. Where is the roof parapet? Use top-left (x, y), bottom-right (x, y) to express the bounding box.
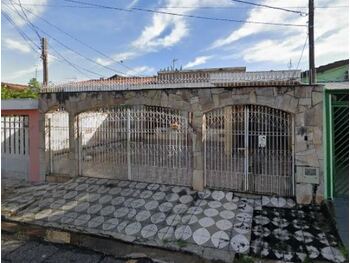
top-left (41, 70), bottom-right (301, 93)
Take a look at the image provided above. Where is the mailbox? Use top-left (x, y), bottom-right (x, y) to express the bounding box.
top-left (295, 166), bottom-right (320, 185)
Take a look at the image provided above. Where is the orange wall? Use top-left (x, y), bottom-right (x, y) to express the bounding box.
top-left (2, 109), bottom-right (41, 182)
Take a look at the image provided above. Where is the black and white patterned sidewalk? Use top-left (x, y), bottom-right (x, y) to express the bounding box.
top-left (2, 177), bottom-right (346, 262)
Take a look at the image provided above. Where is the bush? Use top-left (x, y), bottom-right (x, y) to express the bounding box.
top-left (1, 78), bottom-right (40, 99)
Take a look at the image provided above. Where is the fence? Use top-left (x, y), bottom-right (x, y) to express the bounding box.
top-left (41, 70), bottom-right (301, 93)
top-left (45, 104), bottom-right (294, 196)
top-left (77, 105), bottom-right (193, 186)
top-left (1, 115), bottom-right (30, 178)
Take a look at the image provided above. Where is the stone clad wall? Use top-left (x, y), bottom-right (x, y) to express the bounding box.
top-left (39, 85), bottom-right (323, 203)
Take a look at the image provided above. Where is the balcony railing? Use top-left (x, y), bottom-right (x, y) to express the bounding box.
top-left (40, 70), bottom-right (301, 93)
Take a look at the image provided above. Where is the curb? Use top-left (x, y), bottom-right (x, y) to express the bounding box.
top-left (2, 219), bottom-right (223, 263)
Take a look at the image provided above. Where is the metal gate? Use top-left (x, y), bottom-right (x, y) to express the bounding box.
top-left (1, 115), bottom-right (29, 178)
top-left (45, 111), bottom-right (70, 175)
top-left (78, 105), bottom-right (193, 186)
top-left (204, 105), bottom-right (293, 196)
top-left (332, 92), bottom-right (349, 198)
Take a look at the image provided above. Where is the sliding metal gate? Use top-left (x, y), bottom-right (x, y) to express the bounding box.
top-left (78, 105), bottom-right (193, 186)
top-left (204, 105), bottom-right (293, 196)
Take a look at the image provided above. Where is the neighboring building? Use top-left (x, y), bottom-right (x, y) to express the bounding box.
top-left (1, 82), bottom-right (28, 91)
top-left (40, 68), bottom-right (323, 204)
top-left (323, 82), bottom-right (349, 246)
top-left (1, 99), bottom-right (41, 182)
top-left (302, 59), bottom-right (349, 83)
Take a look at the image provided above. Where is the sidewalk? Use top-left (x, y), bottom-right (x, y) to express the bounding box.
top-left (2, 176), bottom-right (346, 263)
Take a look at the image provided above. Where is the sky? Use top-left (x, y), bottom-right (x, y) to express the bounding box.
top-left (1, 0), bottom-right (349, 84)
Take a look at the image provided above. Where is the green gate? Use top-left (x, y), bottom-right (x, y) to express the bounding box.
top-left (324, 88), bottom-right (349, 199)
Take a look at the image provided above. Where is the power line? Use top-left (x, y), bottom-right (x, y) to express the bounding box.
top-left (10, 3), bottom-right (349, 10)
top-left (50, 45), bottom-right (103, 78)
top-left (4, 2), bottom-right (129, 76)
top-left (296, 34), bottom-right (308, 70)
top-left (15, 0), bottom-right (42, 40)
top-left (2, 8), bottom-right (103, 79)
top-left (1, 10), bottom-right (41, 53)
top-left (9, 2), bottom-right (143, 76)
top-left (64, 0), bottom-right (307, 27)
top-left (231, 0), bottom-right (307, 15)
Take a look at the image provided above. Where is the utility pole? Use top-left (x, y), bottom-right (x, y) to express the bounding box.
top-left (41, 37), bottom-right (48, 86)
top-left (171, 58), bottom-right (178, 71)
top-left (308, 0), bottom-right (316, 84)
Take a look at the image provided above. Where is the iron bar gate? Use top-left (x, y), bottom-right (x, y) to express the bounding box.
top-left (1, 115), bottom-right (29, 178)
top-left (45, 111), bottom-right (70, 175)
top-left (78, 105), bottom-right (193, 186)
top-left (204, 105), bottom-right (293, 196)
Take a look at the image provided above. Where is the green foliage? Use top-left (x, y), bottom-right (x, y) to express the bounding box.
top-left (28, 78), bottom-right (40, 92)
top-left (235, 255), bottom-right (255, 263)
top-left (303, 255), bottom-right (312, 263)
top-left (175, 239), bottom-right (188, 248)
top-left (339, 245), bottom-right (349, 258)
top-left (1, 78), bottom-right (41, 99)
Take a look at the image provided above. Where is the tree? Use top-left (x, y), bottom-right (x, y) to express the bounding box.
top-left (1, 78), bottom-right (41, 99)
top-left (28, 78), bottom-right (41, 92)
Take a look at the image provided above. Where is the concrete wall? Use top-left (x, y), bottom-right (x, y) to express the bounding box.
top-left (39, 85), bottom-right (323, 203)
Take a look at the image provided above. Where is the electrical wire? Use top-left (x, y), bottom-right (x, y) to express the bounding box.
top-left (1, 10), bottom-right (41, 53)
top-left (231, 0), bottom-right (307, 15)
top-left (9, 3), bottom-right (349, 10)
top-left (9, 2), bottom-right (143, 76)
top-left (4, 2), bottom-right (129, 76)
top-left (2, 8), bottom-right (104, 79)
top-left (15, 0), bottom-right (42, 40)
top-left (64, 0), bottom-right (307, 27)
top-left (296, 33), bottom-right (308, 70)
top-left (50, 45), bottom-right (104, 78)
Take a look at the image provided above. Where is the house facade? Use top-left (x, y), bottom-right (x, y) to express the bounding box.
top-left (39, 68), bottom-right (323, 204)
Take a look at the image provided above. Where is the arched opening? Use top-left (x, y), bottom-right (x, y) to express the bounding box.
top-left (204, 104), bottom-right (294, 196)
top-left (45, 109), bottom-right (70, 176)
top-left (77, 105), bottom-right (193, 186)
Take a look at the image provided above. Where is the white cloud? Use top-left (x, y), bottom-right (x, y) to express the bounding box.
top-left (5, 65), bottom-right (40, 81)
top-left (96, 52), bottom-right (137, 66)
top-left (132, 0), bottom-right (233, 50)
top-left (2, 0), bottom-right (48, 26)
top-left (127, 0), bottom-right (139, 9)
top-left (210, 0), bottom-right (348, 68)
top-left (126, 66), bottom-right (155, 76)
top-left (96, 0), bottom-right (233, 69)
top-left (184, 56), bottom-right (213, 68)
top-left (4, 38), bottom-right (31, 53)
top-left (210, 0), bottom-right (307, 50)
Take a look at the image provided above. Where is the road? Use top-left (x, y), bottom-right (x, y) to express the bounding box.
top-left (1, 232), bottom-right (136, 263)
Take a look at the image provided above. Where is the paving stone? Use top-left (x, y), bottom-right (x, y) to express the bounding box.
top-left (45, 249), bottom-right (102, 263)
top-left (1, 239), bottom-right (25, 257)
top-left (4, 241), bottom-right (40, 261)
top-left (3, 176), bottom-right (344, 263)
top-left (99, 256), bottom-right (125, 263)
